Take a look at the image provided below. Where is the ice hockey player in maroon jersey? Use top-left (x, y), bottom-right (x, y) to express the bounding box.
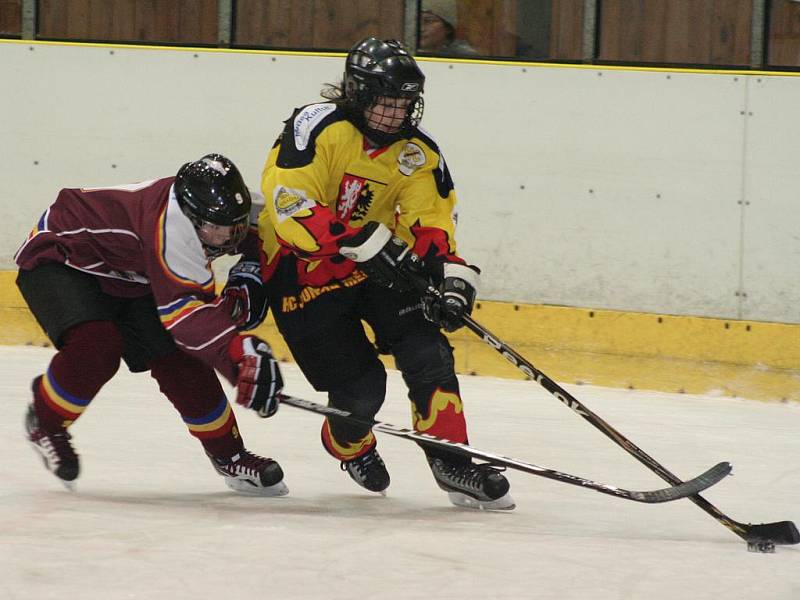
top-left (15, 154), bottom-right (287, 496)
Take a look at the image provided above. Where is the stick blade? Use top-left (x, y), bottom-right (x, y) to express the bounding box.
top-left (743, 521), bottom-right (800, 546)
top-left (633, 461), bottom-right (732, 503)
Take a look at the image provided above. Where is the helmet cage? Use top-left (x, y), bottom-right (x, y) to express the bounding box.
top-left (190, 215), bottom-right (248, 259)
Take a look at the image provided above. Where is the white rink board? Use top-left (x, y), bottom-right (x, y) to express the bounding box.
top-left (0, 346), bottom-right (798, 600)
top-left (741, 76), bottom-right (800, 323)
top-left (425, 64), bottom-right (749, 318)
top-left (1, 41), bottom-right (798, 323)
top-left (0, 42), bottom-right (338, 227)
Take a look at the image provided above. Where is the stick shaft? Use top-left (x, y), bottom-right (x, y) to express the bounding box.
top-left (279, 394), bottom-right (729, 504)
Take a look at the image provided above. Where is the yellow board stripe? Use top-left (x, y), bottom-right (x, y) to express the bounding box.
top-left (2, 271), bottom-right (797, 402)
top-left (459, 302), bottom-right (799, 370)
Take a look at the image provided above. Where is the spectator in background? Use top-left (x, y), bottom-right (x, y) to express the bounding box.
top-left (419, 0), bottom-right (477, 56)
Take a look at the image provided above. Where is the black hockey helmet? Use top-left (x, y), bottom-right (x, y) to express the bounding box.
top-left (174, 153), bottom-right (251, 258)
top-left (344, 37), bottom-right (425, 145)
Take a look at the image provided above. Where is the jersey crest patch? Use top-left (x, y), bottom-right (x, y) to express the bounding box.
top-left (273, 186), bottom-right (316, 223)
top-left (337, 174), bottom-right (386, 222)
top-left (398, 142), bottom-right (426, 176)
top-left (293, 103), bottom-right (337, 151)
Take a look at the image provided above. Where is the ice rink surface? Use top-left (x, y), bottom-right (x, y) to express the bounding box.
top-left (1, 345), bottom-right (798, 600)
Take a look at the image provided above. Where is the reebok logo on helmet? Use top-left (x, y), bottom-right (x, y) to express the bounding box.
top-left (202, 157), bottom-right (229, 175)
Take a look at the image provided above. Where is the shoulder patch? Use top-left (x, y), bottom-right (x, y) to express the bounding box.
top-left (272, 185), bottom-right (316, 223)
top-left (293, 103), bottom-right (337, 151)
top-left (277, 103), bottom-right (345, 169)
top-left (397, 142), bottom-right (427, 176)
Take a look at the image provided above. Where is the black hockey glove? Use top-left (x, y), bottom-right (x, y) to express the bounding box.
top-left (223, 260), bottom-right (269, 331)
top-left (422, 263), bottom-right (480, 332)
top-left (338, 221), bottom-right (416, 290)
top-left (228, 335), bottom-right (283, 418)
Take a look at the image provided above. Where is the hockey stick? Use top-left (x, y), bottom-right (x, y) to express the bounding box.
top-left (279, 393), bottom-right (731, 504)
top-left (407, 272), bottom-right (799, 549)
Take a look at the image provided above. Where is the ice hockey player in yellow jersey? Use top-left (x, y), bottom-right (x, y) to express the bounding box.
top-left (256, 37), bottom-right (514, 510)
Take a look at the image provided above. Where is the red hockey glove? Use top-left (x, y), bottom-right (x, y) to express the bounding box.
top-left (228, 335), bottom-right (283, 417)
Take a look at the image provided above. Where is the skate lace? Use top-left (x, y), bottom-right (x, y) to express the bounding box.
top-left (439, 462), bottom-right (501, 492)
top-left (232, 451), bottom-right (269, 476)
top-left (42, 430), bottom-right (77, 465)
top-left (342, 450), bottom-right (384, 479)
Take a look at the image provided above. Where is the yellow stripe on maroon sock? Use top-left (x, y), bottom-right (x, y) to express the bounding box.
top-left (40, 370), bottom-right (90, 421)
top-left (183, 397), bottom-right (236, 440)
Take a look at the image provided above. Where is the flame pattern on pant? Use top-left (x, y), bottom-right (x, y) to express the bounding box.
top-left (412, 387), bottom-right (468, 443)
top-left (321, 418), bottom-right (376, 461)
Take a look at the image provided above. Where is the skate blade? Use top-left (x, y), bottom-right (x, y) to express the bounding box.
top-left (224, 478), bottom-right (289, 497)
top-left (357, 487), bottom-right (387, 497)
top-left (61, 479), bottom-right (77, 492)
top-left (447, 492), bottom-right (516, 511)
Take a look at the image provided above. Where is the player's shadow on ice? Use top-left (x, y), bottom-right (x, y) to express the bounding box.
top-left (63, 490), bottom-right (514, 521)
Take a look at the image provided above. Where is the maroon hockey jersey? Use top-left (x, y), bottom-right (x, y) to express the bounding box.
top-left (15, 177), bottom-right (244, 384)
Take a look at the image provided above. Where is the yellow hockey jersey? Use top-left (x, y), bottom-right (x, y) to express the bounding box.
top-left (259, 102), bottom-right (464, 287)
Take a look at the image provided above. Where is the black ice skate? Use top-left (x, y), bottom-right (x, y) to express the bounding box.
top-left (429, 457), bottom-right (515, 511)
top-left (25, 404), bottom-right (80, 491)
top-left (208, 450), bottom-right (289, 496)
top-left (341, 447), bottom-right (390, 494)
